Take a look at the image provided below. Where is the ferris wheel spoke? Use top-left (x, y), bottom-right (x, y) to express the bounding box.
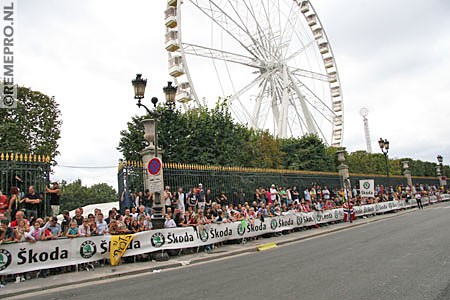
top-left (226, 0), bottom-right (273, 61)
top-left (289, 66), bottom-right (330, 82)
top-left (190, 0), bottom-right (266, 60)
top-left (288, 93), bottom-right (308, 136)
top-left (273, 73), bottom-right (308, 136)
top-left (244, 1), bottom-right (279, 60)
top-left (310, 110), bottom-right (329, 143)
top-left (288, 71), bottom-right (337, 118)
top-left (251, 76), bottom-right (270, 128)
top-left (284, 71), bottom-right (318, 136)
top-left (182, 43), bottom-right (259, 68)
top-left (228, 71), bottom-right (273, 106)
top-left (277, 1), bottom-right (300, 58)
top-left (232, 97), bottom-right (256, 125)
top-left (281, 40), bottom-right (316, 63)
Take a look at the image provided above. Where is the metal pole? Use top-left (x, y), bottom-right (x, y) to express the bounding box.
top-left (154, 118), bottom-right (158, 158)
top-left (384, 154), bottom-right (390, 189)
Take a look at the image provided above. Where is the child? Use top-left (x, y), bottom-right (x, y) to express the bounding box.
top-left (26, 219), bottom-right (44, 243)
top-left (16, 219), bottom-right (29, 242)
top-left (66, 220), bottom-right (80, 238)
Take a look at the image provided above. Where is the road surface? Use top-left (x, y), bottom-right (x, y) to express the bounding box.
top-left (18, 203), bottom-right (450, 300)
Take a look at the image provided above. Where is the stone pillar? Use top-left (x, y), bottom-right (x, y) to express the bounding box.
top-left (337, 163), bottom-right (350, 199)
top-left (141, 118), bottom-right (165, 230)
top-left (404, 170), bottom-right (413, 187)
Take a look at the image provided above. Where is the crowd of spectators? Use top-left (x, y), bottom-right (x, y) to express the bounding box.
top-left (0, 181), bottom-right (444, 287)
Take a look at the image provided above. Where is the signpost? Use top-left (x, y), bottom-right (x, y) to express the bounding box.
top-left (147, 157), bottom-right (162, 193)
top-left (359, 179), bottom-right (375, 198)
top-left (147, 157), bottom-right (162, 175)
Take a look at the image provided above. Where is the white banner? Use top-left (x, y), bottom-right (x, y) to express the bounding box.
top-left (359, 179), bottom-right (375, 198)
top-left (0, 195), bottom-right (448, 275)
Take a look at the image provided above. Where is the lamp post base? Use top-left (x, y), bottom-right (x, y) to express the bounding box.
top-left (152, 217), bottom-right (165, 230)
top-left (152, 251), bottom-right (170, 262)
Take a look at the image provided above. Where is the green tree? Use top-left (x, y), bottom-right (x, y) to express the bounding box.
top-left (248, 130), bottom-right (283, 169)
top-left (280, 134), bottom-right (333, 171)
top-left (60, 179), bottom-right (117, 211)
top-left (0, 87), bottom-right (62, 159)
top-left (118, 100), bottom-right (255, 166)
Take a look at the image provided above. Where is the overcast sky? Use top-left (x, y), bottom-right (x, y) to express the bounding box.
top-left (15, 0), bottom-right (450, 189)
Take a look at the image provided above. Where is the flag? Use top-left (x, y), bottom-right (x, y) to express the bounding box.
top-left (110, 234), bottom-right (134, 266)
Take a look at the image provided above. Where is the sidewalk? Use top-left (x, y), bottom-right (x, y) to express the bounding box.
top-left (0, 205), bottom-right (425, 298)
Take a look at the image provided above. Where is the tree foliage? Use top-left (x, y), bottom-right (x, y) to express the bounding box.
top-left (60, 179), bottom-right (117, 212)
top-left (0, 87), bottom-right (62, 159)
top-left (118, 101), bottom-right (448, 177)
top-left (280, 135), bottom-right (333, 171)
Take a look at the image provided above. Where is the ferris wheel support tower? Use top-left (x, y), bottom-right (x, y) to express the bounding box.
top-left (360, 107), bottom-right (372, 153)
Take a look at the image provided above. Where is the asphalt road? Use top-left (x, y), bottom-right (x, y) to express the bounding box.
top-left (23, 203), bottom-right (450, 300)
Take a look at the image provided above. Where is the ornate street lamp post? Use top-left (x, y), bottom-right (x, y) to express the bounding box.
top-left (131, 75), bottom-right (177, 230)
top-left (378, 138), bottom-right (390, 193)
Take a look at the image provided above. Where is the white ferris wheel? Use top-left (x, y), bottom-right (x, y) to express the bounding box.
top-left (164, 0), bottom-right (344, 147)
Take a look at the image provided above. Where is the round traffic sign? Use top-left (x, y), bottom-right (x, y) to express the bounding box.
top-left (147, 158), bottom-right (162, 175)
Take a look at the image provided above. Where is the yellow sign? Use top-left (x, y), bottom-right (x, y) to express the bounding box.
top-left (110, 234), bottom-right (134, 266)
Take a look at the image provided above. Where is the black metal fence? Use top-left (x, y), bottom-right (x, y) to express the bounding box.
top-left (0, 153), bottom-right (51, 214)
top-left (118, 161), bottom-right (439, 201)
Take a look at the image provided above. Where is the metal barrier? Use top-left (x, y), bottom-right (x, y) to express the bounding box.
top-left (0, 153), bottom-right (51, 215)
top-left (117, 161), bottom-right (439, 201)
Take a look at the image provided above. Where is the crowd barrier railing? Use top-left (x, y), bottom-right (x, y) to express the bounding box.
top-left (0, 194), bottom-right (448, 275)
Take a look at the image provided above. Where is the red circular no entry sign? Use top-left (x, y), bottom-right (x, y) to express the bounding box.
top-left (147, 158), bottom-right (162, 175)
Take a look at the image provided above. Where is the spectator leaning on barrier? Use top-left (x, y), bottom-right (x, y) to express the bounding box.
top-left (26, 218), bottom-right (44, 242)
top-left (9, 210), bottom-right (29, 228)
top-left (44, 216), bottom-right (62, 238)
top-left (0, 218), bottom-right (19, 244)
top-left (164, 213), bottom-right (177, 228)
top-left (96, 213), bottom-right (108, 234)
top-left (66, 220), bottom-right (80, 238)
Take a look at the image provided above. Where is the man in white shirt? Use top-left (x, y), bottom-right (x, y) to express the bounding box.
top-left (164, 214), bottom-right (177, 228)
top-left (177, 187), bottom-right (186, 217)
top-left (270, 184), bottom-right (278, 204)
top-left (322, 186), bottom-right (330, 200)
top-left (96, 213), bottom-right (108, 235)
top-left (164, 186), bottom-right (172, 212)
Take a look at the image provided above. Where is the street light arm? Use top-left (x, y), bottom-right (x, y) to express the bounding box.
top-left (136, 100), bottom-right (153, 116)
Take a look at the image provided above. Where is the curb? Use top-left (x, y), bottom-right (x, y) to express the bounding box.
top-left (0, 204), bottom-right (432, 298)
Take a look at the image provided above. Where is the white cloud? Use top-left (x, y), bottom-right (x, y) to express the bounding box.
top-left (15, 0), bottom-right (450, 190)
